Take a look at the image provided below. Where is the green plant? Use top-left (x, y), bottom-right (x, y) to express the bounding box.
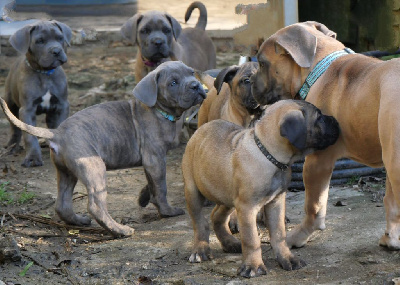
top-left (347, 176), bottom-right (360, 185)
top-left (17, 188), bottom-right (36, 204)
top-left (0, 182), bottom-right (13, 204)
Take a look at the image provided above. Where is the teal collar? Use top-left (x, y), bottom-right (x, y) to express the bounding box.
top-left (156, 108), bottom-right (178, 122)
top-left (297, 48), bottom-right (355, 100)
top-left (25, 59), bottom-right (56, 75)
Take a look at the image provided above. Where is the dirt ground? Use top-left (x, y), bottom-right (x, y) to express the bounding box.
top-left (0, 7), bottom-right (400, 285)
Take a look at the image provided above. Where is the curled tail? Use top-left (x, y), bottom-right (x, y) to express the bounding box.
top-left (0, 97), bottom-right (55, 140)
top-left (185, 1), bottom-right (207, 30)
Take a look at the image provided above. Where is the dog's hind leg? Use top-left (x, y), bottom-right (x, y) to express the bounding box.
top-left (55, 168), bottom-right (91, 226)
top-left (264, 192), bottom-right (306, 270)
top-left (379, 105), bottom-right (400, 250)
top-left (78, 157), bottom-right (135, 237)
top-left (185, 181), bottom-right (212, 262)
top-left (211, 205), bottom-right (241, 253)
top-left (379, 176), bottom-right (400, 250)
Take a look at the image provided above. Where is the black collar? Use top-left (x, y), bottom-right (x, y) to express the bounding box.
top-left (254, 132), bottom-right (289, 171)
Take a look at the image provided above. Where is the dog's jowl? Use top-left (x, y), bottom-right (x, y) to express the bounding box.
top-left (182, 100), bottom-right (339, 277)
top-left (4, 20), bottom-right (72, 167)
top-left (1, 61), bottom-right (206, 237)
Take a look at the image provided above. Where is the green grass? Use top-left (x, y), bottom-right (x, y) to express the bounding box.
top-left (17, 188), bottom-right (36, 204)
top-left (0, 182), bottom-right (35, 205)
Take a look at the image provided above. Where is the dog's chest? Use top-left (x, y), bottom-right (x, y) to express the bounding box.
top-left (34, 90), bottom-right (58, 114)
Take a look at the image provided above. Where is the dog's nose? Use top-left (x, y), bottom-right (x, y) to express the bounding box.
top-left (50, 47), bottom-right (62, 57)
top-left (152, 38), bottom-right (164, 47)
top-left (190, 81), bottom-right (200, 91)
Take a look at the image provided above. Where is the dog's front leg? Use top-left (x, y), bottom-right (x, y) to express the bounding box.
top-left (46, 100), bottom-right (69, 129)
top-left (286, 152), bottom-right (336, 248)
top-left (264, 192), bottom-right (306, 270)
top-left (18, 105), bottom-right (43, 167)
top-left (236, 204), bottom-right (267, 278)
top-left (141, 151), bottom-right (185, 217)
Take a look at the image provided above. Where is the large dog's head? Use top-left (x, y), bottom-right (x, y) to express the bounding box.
top-left (251, 21), bottom-right (343, 105)
top-left (9, 20), bottom-right (72, 70)
top-left (259, 100), bottom-right (339, 155)
top-left (132, 61), bottom-right (206, 117)
top-left (121, 11), bottom-right (181, 63)
top-left (214, 62), bottom-right (260, 112)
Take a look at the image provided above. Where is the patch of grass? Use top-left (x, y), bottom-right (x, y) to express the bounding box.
top-left (347, 176), bottom-right (360, 185)
top-left (0, 182), bottom-right (13, 204)
top-left (17, 188), bottom-right (36, 204)
top-left (0, 182), bottom-right (35, 205)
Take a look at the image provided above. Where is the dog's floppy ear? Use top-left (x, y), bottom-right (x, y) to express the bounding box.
top-left (132, 70), bottom-right (159, 107)
top-left (121, 13), bottom-right (143, 45)
top-left (165, 13), bottom-right (182, 40)
top-left (274, 25), bottom-right (317, 68)
top-left (52, 20), bottom-right (72, 46)
top-left (9, 24), bottom-right (35, 54)
top-left (279, 109), bottom-right (307, 150)
top-left (214, 66), bottom-right (240, 94)
top-left (304, 21), bottom-right (337, 39)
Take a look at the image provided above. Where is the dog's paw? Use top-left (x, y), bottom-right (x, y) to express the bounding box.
top-left (286, 226), bottom-right (312, 248)
top-left (159, 206), bottom-right (185, 218)
top-left (237, 263), bottom-right (267, 278)
top-left (379, 232), bottom-right (400, 250)
top-left (189, 243), bottom-right (213, 263)
top-left (277, 253), bottom-right (307, 271)
top-left (110, 225), bottom-right (135, 238)
top-left (21, 157), bottom-right (43, 168)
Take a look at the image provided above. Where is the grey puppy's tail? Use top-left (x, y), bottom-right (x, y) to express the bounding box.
top-left (0, 97), bottom-right (55, 140)
top-left (184, 1), bottom-right (207, 30)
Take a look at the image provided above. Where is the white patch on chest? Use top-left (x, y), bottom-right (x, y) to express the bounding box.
top-left (41, 90), bottom-right (52, 109)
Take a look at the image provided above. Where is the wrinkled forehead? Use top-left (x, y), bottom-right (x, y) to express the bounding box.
top-left (157, 62), bottom-right (194, 80)
top-left (140, 12), bottom-right (170, 28)
top-left (238, 62), bottom-right (259, 77)
top-left (31, 21), bottom-right (63, 37)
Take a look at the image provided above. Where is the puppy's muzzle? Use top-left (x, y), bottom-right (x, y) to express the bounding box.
top-left (316, 115), bottom-right (340, 150)
top-left (187, 81), bottom-right (206, 106)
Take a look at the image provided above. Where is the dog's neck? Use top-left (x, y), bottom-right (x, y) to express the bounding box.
top-left (25, 56), bottom-right (57, 75)
top-left (254, 116), bottom-right (299, 167)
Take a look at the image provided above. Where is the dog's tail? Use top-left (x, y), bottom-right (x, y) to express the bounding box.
top-left (185, 1), bottom-right (207, 30)
top-left (0, 97), bottom-right (55, 140)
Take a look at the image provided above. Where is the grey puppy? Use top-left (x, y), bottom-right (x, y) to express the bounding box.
top-left (0, 61), bottom-right (206, 237)
top-left (121, 1), bottom-right (216, 82)
top-left (4, 20), bottom-right (72, 167)
top-left (182, 100), bottom-right (339, 277)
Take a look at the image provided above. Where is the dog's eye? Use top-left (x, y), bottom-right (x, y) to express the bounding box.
top-left (243, 78), bottom-right (251, 84)
top-left (162, 27), bottom-right (171, 34)
top-left (170, 80), bottom-right (178, 86)
top-left (36, 38), bottom-right (45, 44)
top-left (140, 28), bottom-right (150, 34)
top-left (56, 36), bottom-right (64, 41)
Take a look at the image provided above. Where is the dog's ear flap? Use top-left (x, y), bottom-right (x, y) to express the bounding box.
top-left (132, 70), bottom-right (159, 107)
top-left (121, 13), bottom-right (143, 45)
top-left (274, 25), bottom-right (317, 68)
top-left (52, 20), bottom-right (72, 46)
top-left (9, 24), bottom-right (35, 54)
top-left (304, 21), bottom-right (337, 39)
top-left (165, 13), bottom-right (182, 40)
top-left (214, 66), bottom-right (240, 94)
top-left (279, 110), bottom-right (307, 150)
